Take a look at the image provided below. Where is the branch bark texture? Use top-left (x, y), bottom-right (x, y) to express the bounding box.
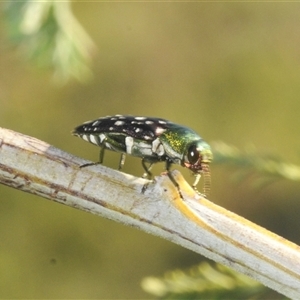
top-left (0, 127), bottom-right (299, 299)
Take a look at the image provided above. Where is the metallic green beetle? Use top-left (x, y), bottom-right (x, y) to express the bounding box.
top-left (72, 115), bottom-right (213, 196)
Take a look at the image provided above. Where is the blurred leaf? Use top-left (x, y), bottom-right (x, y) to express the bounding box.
top-left (3, 0), bottom-right (96, 83)
top-left (212, 142), bottom-right (300, 188)
top-left (141, 262), bottom-right (285, 300)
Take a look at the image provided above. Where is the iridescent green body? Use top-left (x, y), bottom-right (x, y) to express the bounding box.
top-left (72, 115), bottom-right (213, 196)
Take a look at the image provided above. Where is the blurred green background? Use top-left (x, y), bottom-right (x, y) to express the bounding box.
top-left (1, 2), bottom-right (300, 298)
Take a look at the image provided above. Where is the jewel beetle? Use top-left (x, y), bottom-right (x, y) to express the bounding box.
top-left (72, 115), bottom-right (213, 196)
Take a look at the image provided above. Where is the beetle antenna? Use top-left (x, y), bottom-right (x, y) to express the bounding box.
top-left (202, 164), bottom-right (211, 197)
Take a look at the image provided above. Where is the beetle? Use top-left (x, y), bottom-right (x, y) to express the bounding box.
top-left (72, 115), bottom-right (213, 196)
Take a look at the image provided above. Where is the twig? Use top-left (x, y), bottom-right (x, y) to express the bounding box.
top-left (0, 127), bottom-right (299, 299)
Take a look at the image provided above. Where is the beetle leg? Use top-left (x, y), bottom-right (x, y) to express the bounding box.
top-left (141, 159), bottom-right (154, 179)
top-left (118, 153), bottom-right (126, 170)
top-left (165, 160), bottom-right (179, 189)
top-left (80, 146), bottom-right (105, 168)
top-left (192, 173), bottom-right (201, 190)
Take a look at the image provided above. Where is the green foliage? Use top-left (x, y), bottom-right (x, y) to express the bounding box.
top-left (141, 262), bottom-right (285, 300)
top-left (3, 0), bottom-right (95, 83)
top-left (212, 142), bottom-right (300, 188)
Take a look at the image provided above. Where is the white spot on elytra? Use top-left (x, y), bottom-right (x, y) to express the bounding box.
top-left (125, 136), bottom-right (134, 154)
top-left (82, 134), bottom-right (89, 142)
top-left (146, 120), bottom-right (154, 124)
top-left (135, 116), bottom-right (146, 120)
top-left (136, 142), bottom-right (153, 156)
top-left (99, 134), bottom-right (106, 142)
top-left (158, 120), bottom-right (167, 124)
top-left (109, 127), bottom-right (114, 131)
top-left (157, 144), bottom-right (164, 156)
top-left (155, 127), bottom-right (165, 135)
top-left (135, 128), bottom-right (142, 133)
top-left (152, 138), bottom-right (165, 156)
top-left (115, 120), bottom-right (124, 126)
top-left (144, 135), bottom-right (152, 140)
top-left (152, 138), bottom-right (160, 150)
top-left (90, 135), bottom-right (98, 145)
top-left (92, 120), bottom-right (100, 126)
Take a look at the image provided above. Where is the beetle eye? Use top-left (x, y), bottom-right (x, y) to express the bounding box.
top-left (187, 144), bottom-right (200, 164)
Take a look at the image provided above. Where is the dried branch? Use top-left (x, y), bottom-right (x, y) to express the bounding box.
top-left (0, 127), bottom-right (300, 299)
